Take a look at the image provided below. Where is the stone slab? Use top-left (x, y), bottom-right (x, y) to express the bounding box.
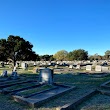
top-left (12, 84), bottom-right (76, 108)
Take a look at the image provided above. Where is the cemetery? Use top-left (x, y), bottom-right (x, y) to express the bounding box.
top-left (1, 36), bottom-right (110, 110)
top-left (0, 61), bottom-right (110, 110)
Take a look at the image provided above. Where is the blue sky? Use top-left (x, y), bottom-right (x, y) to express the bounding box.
top-left (0, 0), bottom-right (110, 55)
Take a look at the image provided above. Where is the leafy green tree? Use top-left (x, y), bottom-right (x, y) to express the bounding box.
top-left (67, 51), bottom-right (74, 61)
top-left (104, 50), bottom-right (110, 60)
top-left (72, 49), bottom-right (88, 60)
top-left (53, 50), bottom-right (68, 61)
top-left (0, 35), bottom-right (38, 66)
top-left (39, 55), bottom-right (54, 61)
top-left (0, 39), bottom-right (8, 61)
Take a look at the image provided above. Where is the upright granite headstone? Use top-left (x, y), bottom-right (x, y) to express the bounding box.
top-left (1, 62), bottom-right (4, 67)
top-left (101, 66), bottom-right (109, 72)
top-left (95, 65), bottom-right (102, 72)
top-left (21, 62), bottom-right (28, 70)
top-left (39, 68), bottom-right (53, 84)
top-left (1, 70), bottom-right (8, 77)
top-left (76, 65), bottom-right (81, 69)
top-left (11, 70), bottom-right (18, 79)
top-left (55, 65), bottom-right (58, 69)
top-left (86, 65), bottom-right (92, 71)
top-left (69, 65), bottom-right (73, 69)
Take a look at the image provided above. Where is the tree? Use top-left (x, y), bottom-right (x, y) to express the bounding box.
top-left (0, 39), bottom-right (8, 61)
top-left (105, 50), bottom-right (110, 60)
top-left (39, 55), bottom-right (54, 61)
top-left (53, 50), bottom-right (68, 61)
top-left (0, 35), bottom-right (38, 67)
top-left (71, 49), bottom-right (88, 60)
top-left (67, 51), bottom-right (74, 61)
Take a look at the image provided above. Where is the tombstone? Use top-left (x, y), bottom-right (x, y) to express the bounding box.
top-left (39, 68), bottom-right (53, 84)
top-left (69, 65), bottom-right (73, 69)
top-left (1, 62), bottom-right (4, 67)
top-left (55, 65), bottom-right (58, 69)
top-left (101, 62), bottom-right (108, 66)
top-left (11, 70), bottom-right (18, 79)
top-left (21, 62), bottom-right (28, 70)
top-left (101, 66), bottom-right (109, 72)
top-left (1, 70), bottom-right (8, 77)
top-left (33, 62), bottom-right (36, 67)
top-left (16, 62), bottom-right (19, 67)
top-left (95, 65), bottom-right (102, 72)
top-left (76, 65), bottom-right (81, 69)
top-left (86, 65), bottom-right (92, 71)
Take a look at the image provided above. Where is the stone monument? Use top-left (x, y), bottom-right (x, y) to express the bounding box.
top-left (1, 70), bottom-right (8, 77)
top-left (86, 65), bottom-right (92, 71)
top-left (39, 68), bottom-right (53, 84)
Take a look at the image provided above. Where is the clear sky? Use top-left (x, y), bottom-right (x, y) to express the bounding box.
top-left (0, 0), bottom-right (110, 55)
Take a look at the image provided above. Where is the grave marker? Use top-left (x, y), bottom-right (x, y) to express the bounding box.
top-left (95, 65), bottom-right (102, 72)
top-left (39, 68), bottom-right (53, 84)
top-left (86, 65), bottom-right (92, 71)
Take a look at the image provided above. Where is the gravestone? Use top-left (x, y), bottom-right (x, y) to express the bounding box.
top-left (39, 68), bottom-right (53, 84)
top-left (33, 62), bottom-right (36, 66)
top-left (69, 65), bottom-right (73, 69)
top-left (101, 66), bottom-right (109, 72)
top-left (1, 62), bottom-right (4, 67)
top-left (1, 70), bottom-right (8, 77)
top-left (16, 63), bottom-right (19, 67)
top-left (11, 70), bottom-right (19, 79)
top-left (95, 65), bottom-right (102, 72)
top-left (55, 65), bottom-right (58, 69)
top-left (21, 63), bottom-right (28, 70)
top-left (86, 65), bottom-right (92, 71)
top-left (76, 65), bottom-right (81, 69)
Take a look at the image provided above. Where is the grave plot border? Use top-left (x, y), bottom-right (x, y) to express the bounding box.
top-left (16, 85), bottom-right (58, 98)
top-left (100, 79), bottom-right (110, 89)
top-left (0, 79), bottom-right (36, 88)
top-left (56, 89), bottom-right (103, 110)
top-left (79, 72), bottom-right (110, 78)
top-left (56, 89), bottom-right (110, 110)
top-left (2, 82), bottom-right (39, 94)
top-left (12, 84), bottom-right (76, 108)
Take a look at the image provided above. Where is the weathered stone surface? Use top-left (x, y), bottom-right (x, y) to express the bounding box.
top-left (86, 65), bottom-right (92, 71)
top-left (95, 65), bottom-right (102, 72)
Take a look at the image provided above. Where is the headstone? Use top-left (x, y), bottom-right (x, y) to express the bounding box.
top-left (39, 68), bottom-right (53, 84)
top-left (86, 65), bottom-right (92, 71)
top-left (76, 65), bottom-right (81, 69)
top-left (21, 62), bottom-right (28, 70)
top-left (33, 62), bottom-right (36, 66)
top-left (11, 70), bottom-right (18, 79)
top-left (1, 62), bottom-right (4, 67)
top-left (1, 70), bottom-right (8, 77)
top-left (101, 62), bottom-right (108, 66)
top-left (16, 62), bottom-right (19, 67)
top-left (55, 65), bottom-right (58, 69)
top-left (101, 66), bottom-right (109, 72)
top-left (95, 65), bottom-right (102, 72)
top-left (69, 65), bottom-right (73, 69)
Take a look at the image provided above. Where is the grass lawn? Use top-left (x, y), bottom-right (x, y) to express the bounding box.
top-left (19, 84), bottom-right (54, 97)
top-left (0, 66), bottom-right (110, 110)
top-left (5, 82), bottom-right (38, 91)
